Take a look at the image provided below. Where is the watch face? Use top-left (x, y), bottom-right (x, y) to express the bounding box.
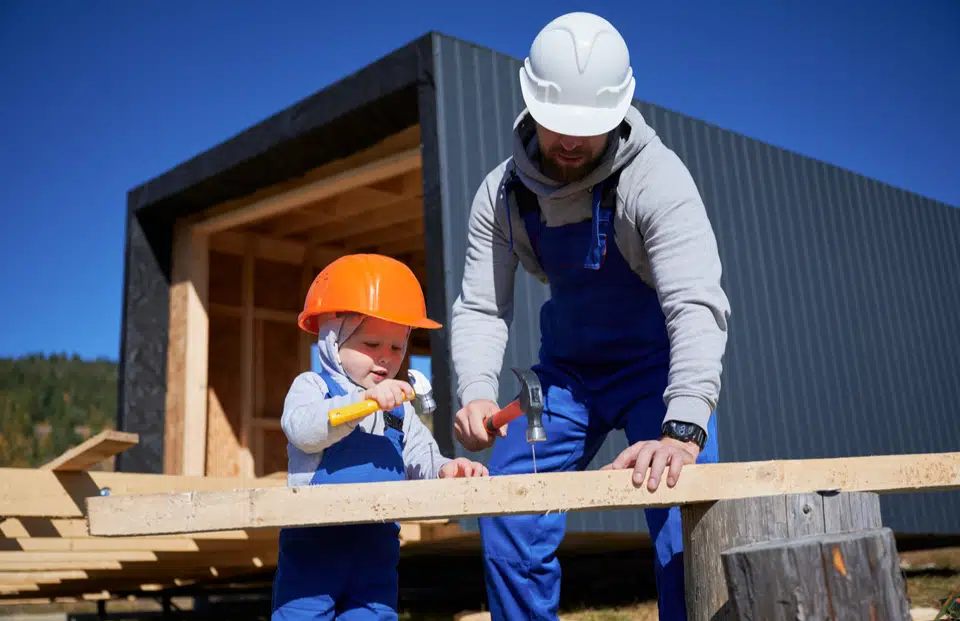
top-left (673, 423), bottom-right (694, 436)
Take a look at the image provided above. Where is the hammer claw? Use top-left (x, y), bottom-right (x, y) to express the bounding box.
top-left (481, 368), bottom-right (546, 444)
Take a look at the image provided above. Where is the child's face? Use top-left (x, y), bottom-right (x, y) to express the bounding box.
top-left (339, 317), bottom-right (409, 389)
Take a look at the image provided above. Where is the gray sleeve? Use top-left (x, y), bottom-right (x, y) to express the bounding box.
top-left (401, 404), bottom-right (451, 480)
top-left (631, 146), bottom-right (731, 433)
top-left (450, 171), bottom-right (519, 407)
top-left (280, 372), bottom-right (367, 454)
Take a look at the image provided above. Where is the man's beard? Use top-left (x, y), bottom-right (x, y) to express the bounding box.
top-left (542, 150), bottom-right (595, 183)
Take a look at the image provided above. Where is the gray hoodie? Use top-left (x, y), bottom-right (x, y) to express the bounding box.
top-left (281, 314), bottom-right (450, 487)
top-left (450, 106), bottom-right (731, 435)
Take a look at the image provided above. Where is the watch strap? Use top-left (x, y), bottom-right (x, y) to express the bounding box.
top-left (661, 420), bottom-right (707, 451)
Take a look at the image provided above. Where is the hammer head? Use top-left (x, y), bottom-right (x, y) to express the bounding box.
top-left (511, 367), bottom-right (546, 443)
top-left (407, 369), bottom-right (436, 416)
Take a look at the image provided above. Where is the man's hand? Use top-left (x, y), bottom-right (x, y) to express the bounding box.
top-left (453, 399), bottom-right (504, 452)
top-left (363, 379), bottom-right (414, 412)
top-left (439, 457), bottom-right (490, 478)
top-left (602, 437), bottom-right (700, 491)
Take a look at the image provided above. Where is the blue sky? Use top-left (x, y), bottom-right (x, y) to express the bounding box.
top-left (1, 0), bottom-right (957, 363)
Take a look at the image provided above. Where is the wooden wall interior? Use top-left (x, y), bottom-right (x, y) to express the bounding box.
top-left (164, 125), bottom-right (430, 478)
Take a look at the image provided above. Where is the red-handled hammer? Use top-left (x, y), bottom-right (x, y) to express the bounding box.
top-left (483, 368), bottom-right (546, 470)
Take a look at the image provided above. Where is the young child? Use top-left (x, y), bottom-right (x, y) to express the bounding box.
top-left (271, 253), bottom-right (488, 621)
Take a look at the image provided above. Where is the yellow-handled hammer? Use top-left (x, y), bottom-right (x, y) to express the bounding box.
top-left (328, 369), bottom-right (435, 426)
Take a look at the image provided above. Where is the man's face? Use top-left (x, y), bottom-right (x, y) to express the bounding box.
top-left (535, 123), bottom-right (609, 183)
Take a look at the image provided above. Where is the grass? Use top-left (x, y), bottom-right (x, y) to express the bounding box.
top-left (902, 546), bottom-right (960, 612)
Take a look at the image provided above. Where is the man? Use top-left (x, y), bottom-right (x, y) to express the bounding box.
top-left (449, 11), bottom-right (731, 621)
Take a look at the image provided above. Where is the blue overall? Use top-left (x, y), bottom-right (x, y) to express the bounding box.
top-left (272, 370), bottom-right (406, 621)
top-left (478, 170), bottom-right (720, 621)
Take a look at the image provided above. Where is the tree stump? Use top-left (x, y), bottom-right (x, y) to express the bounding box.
top-left (681, 491), bottom-right (883, 621)
top-left (721, 527), bottom-right (911, 620)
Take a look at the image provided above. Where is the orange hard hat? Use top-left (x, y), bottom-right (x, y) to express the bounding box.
top-left (297, 254), bottom-right (442, 334)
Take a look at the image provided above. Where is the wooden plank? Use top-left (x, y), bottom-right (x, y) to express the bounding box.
top-left (307, 197), bottom-right (421, 245)
top-left (1, 537), bottom-right (201, 553)
top-left (239, 236), bottom-right (256, 478)
top-left (252, 417), bottom-right (282, 431)
top-left (0, 571), bottom-right (87, 584)
top-left (0, 551), bottom-right (157, 563)
top-left (0, 585), bottom-right (39, 594)
top-left (209, 231), bottom-right (345, 267)
top-left (0, 469), bottom-right (282, 519)
top-left (721, 528), bottom-right (911, 620)
top-left (299, 252), bottom-right (315, 372)
top-left (0, 517), bottom-right (278, 541)
top-left (681, 491), bottom-right (883, 621)
top-left (86, 452), bottom-right (960, 537)
top-left (41, 431), bottom-right (139, 472)
top-left (266, 186), bottom-right (413, 238)
top-left (193, 148), bottom-right (422, 234)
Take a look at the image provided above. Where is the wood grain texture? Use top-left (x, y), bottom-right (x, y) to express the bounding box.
top-left (721, 528), bottom-right (911, 621)
top-left (681, 491), bottom-right (885, 621)
top-left (0, 469), bottom-right (281, 519)
top-left (192, 148), bottom-right (422, 234)
top-left (84, 452), bottom-right (960, 537)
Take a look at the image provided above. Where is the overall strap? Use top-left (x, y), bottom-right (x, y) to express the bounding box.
top-left (587, 169), bottom-right (622, 268)
top-left (316, 369), bottom-right (348, 398)
top-left (501, 168), bottom-right (532, 252)
top-left (503, 167), bottom-right (622, 268)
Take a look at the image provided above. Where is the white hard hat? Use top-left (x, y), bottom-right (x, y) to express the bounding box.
top-left (519, 12), bottom-right (635, 137)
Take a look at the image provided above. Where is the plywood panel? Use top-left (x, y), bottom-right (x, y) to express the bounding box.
top-left (258, 319), bottom-right (302, 421)
top-left (260, 429), bottom-right (289, 479)
top-left (254, 259), bottom-right (302, 313)
top-left (208, 251), bottom-right (242, 307)
top-left (206, 314), bottom-right (242, 477)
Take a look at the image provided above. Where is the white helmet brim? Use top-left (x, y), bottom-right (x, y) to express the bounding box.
top-left (519, 67), bottom-right (635, 137)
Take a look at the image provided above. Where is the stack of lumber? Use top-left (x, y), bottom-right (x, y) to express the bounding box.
top-left (0, 431), bottom-right (465, 605)
top-left (4, 429), bottom-right (959, 610)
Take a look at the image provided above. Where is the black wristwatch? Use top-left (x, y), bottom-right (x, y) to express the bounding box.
top-left (661, 420), bottom-right (707, 451)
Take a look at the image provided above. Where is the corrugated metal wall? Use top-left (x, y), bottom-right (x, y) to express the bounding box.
top-left (429, 33), bottom-right (960, 534)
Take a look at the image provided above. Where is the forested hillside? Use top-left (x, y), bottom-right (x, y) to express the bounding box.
top-left (0, 354), bottom-right (117, 467)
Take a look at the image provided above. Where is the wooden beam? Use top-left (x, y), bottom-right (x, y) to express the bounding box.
top-left (210, 303), bottom-right (299, 324)
top-left (239, 235), bottom-right (256, 478)
top-left (308, 198), bottom-right (421, 245)
top-left (42, 431), bottom-right (139, 472)
top-left (86, 452), bottom-right (960, 537)
top-left (346, 219), bottom-right (425, 254)
top-left (0, 551), bottom-right (157, 564)
top-left (193, 148), bottom-right (422, 234)
top-left (0, 585), bottom-right (39, 594)
top-left (164, 219), bottom-right (210, 476)
top-left (251, 417), bottom-right (281, 431)
top-left (0, 571), bottom-right (87, 583)
top-left (210, 231), bottom-right (344, 267)
top-left (265, 186), bottom-right (414, 239)
top-left (0, 536), bottom-right (228, 554)
top-left (0, 518), bottom-right (276, 542)
top-left (0, 469), bottom-right (282, 519)
top-left (299, 252), bottom-right (316, 372)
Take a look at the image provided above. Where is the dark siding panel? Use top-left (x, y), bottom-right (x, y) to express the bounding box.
top-left (114, 212), bottom-right (168, 474)
top-left (433, 34), bottom-right (960, 534)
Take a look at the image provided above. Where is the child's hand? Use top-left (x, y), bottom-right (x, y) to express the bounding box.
top-left (363, 379), bottom-right (415, 411)
top-left (439, 457), bottom-right (489, 478)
